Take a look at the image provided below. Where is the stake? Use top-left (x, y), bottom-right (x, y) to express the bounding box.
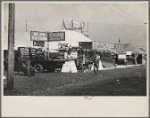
top-left (7, 3), bottom-right (15, 89)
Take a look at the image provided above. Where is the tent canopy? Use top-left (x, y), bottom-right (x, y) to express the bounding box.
top-left (9, 30), bottom-right (92, 50)
top-left (123, 43), bottom-right (137, 52)
top-left (124, 43), bottom-right (145, 54)
top-left (114, 42), bottom-right (146, 54)
top-left (60, 29), bottom-right (92, 46)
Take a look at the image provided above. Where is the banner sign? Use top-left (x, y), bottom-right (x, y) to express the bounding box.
top-left (30, 31), bottom-right (47, 41)
top-left (48, 32), bottom-right (65, 41)
top-left (33, 41), bottom-right (44, 47)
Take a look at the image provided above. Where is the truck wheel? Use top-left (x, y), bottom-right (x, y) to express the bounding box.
top-left (34, 64), bottom-right (43, 72)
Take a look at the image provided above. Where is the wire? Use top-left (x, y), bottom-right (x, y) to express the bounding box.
top-left (100, 4), bottom-right (125, 24)
top-left (103, 4), bottom-right (143, 24)
top-left (113, 4), bottom-right (146, 23)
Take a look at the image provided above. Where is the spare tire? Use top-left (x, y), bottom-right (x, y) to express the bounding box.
top-left (34, 64), bottom-right (43, 72)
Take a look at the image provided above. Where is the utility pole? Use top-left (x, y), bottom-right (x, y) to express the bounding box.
top-left (7, 3), bottom-right (15, 89)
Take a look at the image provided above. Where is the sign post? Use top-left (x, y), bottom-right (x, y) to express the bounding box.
top-left (7, 3), bottom-right (15, 89)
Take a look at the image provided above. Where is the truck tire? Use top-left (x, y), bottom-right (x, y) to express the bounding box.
top-left (34, 64), bottom-right (43, 72)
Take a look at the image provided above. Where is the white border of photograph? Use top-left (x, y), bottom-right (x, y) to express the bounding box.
top-left (1, 1), bottom-right (149, 117)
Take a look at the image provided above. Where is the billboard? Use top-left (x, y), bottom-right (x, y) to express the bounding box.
top-left (48, 32), bottom-right (65, 41)
top-left (30, 31), bottom-right (47, 41)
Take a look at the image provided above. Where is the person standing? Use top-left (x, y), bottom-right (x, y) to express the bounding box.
top-left (94, 52), bottom-right (100, 74)
top-left (24, 59), bottom-right (31, 76)
top-left (82, 54), bottom-right (86, 70)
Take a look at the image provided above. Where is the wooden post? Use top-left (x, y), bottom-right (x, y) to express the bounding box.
top-left (47, 33), bottom-right (49, 60)
top-left (7, 3), bottom-right (15, 89)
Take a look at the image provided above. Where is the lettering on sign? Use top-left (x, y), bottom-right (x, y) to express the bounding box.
top-left (48, 32), bottom-right (65, 41)
top-left (30, 31), bottom-right (47, 41)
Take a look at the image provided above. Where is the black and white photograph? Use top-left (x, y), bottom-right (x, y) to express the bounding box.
top-left (1, 1), bottom-right (149, 117)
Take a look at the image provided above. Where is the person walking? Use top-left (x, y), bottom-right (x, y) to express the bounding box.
top-left (94, 52), bottom-right (101, 74)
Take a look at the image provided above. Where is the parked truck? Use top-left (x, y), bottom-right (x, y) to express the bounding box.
top-left (4, 47), bottom-right (69, 73)
top-left (17, 47), bottom-right (70, 72)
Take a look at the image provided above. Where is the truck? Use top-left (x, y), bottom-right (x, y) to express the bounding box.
top-left (114, 53), bottom-right (127, 66)
top-left (17, 47), bottom-right (70, 72)
top-left (4, 46), bottom-right (100, 73)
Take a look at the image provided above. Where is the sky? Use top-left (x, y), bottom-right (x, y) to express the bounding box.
top-left (3, 1), bottom-right (148, 49)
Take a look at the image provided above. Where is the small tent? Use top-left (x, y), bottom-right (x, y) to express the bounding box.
top-left (61, 60), bottom-right (78, 73)
top-left (124, 43), bottom-right (146, 54)
top-left (114, 43), bottom-right (125, 53)
top-left (123, 43), bottom-right (146, 64)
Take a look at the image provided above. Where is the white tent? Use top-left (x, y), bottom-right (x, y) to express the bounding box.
top-left (60, 30), bottom-right (92, 46)
top-left (3, 32), bottom-right (31, 50)
top-left (15, 32), bottom-right (31, 49)
top-left (61, 60), bottom-right (78, 73)
top-left (91, 61), bottom-right (103, 71)
top-left (3, 30), bottom-right (92, 50)
top-left (49, 30), bottom-right (92, 49)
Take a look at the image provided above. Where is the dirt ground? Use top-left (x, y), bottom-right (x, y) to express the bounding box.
top-left (4, 65), bottom-right (147, 96)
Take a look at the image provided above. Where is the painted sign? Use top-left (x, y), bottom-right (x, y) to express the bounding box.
top-left (30, 31), bottom-right (47, 41)
top-left (48, 32), bottom-right (65, 41)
